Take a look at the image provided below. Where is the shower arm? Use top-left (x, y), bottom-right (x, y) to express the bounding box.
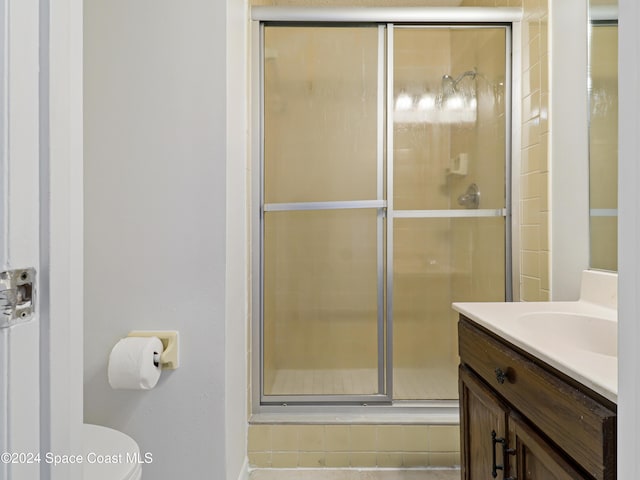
top-left (445, 68), bottom-right (478, 90)
top-left (455, 70), bottom-right (478, 86)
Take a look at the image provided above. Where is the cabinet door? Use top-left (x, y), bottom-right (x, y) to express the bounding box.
top-left (510, 413), bottom-right (591, 480)
top-left (460, 366), bottom-right (511, 480)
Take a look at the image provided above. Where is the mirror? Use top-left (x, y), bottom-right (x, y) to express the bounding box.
top-left (588, 1), bottom-right (618, 271)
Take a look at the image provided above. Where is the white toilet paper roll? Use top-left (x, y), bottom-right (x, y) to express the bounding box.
top-left (108, 336), bottom-right (164, 390)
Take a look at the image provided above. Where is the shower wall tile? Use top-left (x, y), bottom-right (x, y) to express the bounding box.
top-left (524, 146), bottom-right (540, 174)
top-left (521, 198), bottom-right (540, 225)
top-left (539, 91), bottom-right (549, 133)
top-left (350, 453), bottom-right (378, 467)
top-left (521, 275), bottom-right (542, 301)
top-left (403, 426), bottom-right (430, 451)
top-left (249, 452), bottom-right (272, 467)
top-left (427, 426), bottom-right (459, 452)
top-left (350, 426), bottom-right (378, 451)
top-left (540, 251), bottom-right (550, 290)
top-left (271, 425), bottom-right (300, 451)
top-left (325, 452), bottom-right (350, 467)
top-left (249, 425), bottom-right (273, 452)
top-left (299, 425), bottom-right (326, 451)
top-left (403, 453), bottom-right (430, 467)
top-left (522, 118), bottom-right (540, 149)
top-left (519, 0), bottom-right (549, 302)
top-left (523, 91), bottom-right (540, 121)
top-left (521, 250), bottom-right (540, 278)
top-left (521, 172), bottom-right (540, 199)
top-left (522, 64), bottom-right (540, 98)
top-left (539, 172), bottom-right (549, 211)
top-left (325, 426), bottom-right (350, 451)
top-left (299, 451), bottom-right (326, 467)
top-left (429, 453), bottom-right (461, 467)
top-left (378, 453), bottom-right (405, 467)
top-left (378, 426), bottom-right (406, 452)
top-left (539, 212), bottom-right (549, 251)
top-left (272, 452), bottom-right (300, 468)
top-left (247, 424), bottom-right (460, 468)
top-left (520, 225), bottom-right (540, 251)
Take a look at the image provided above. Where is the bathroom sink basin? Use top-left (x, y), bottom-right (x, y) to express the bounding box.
top-left (514, 312), bottom-right (617, 357)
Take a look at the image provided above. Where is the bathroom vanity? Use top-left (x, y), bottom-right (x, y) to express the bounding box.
top-left (458, 315), bottom-right (615, 480)
top-left (454, 272), bottom-right (618, 480)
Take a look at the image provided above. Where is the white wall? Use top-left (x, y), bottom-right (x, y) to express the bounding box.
top-left (226, 0), bottom-right (250, 478)
top-left (549, 0), bottom-right (590, 300)
top-left (618, 0), bottom-right (640, 476)
top-left (84, 0), bottom-right (246, 478)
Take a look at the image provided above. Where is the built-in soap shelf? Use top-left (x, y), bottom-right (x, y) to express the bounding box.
top-left (446, 153), bottom-right (468, 176)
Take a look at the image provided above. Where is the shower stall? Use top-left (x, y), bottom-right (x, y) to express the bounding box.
top-left (255, 18), bottom-right (512, 406)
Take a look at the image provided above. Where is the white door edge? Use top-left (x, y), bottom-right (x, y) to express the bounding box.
top-left (1, 0), bottom-right (83, 478)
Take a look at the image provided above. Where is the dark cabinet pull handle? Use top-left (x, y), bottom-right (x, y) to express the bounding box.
top-left (491, 430), bottom-right (516, 479)
top-left (495, 367), bottom-right (507, 384)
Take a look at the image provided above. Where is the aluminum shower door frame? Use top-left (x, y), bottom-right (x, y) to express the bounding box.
top-left (258, 24), bottom-right (390, 406)
top-left (252, 7), bottom-right (521, 412)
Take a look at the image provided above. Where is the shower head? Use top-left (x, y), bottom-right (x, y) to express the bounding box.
top-left (441, 74), bottom-right (456, 96)
top-left (441, 68), bottom-right (478, 93)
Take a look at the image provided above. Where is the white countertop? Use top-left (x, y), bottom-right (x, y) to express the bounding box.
top-left (452, 300), bottom-right (618, 403)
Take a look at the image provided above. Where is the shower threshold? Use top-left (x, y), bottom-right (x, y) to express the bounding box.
top-left (266, 367), bottom-right (457, 400)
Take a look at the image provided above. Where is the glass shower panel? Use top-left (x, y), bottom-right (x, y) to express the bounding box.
top-left (264, 26), bottom-right (379, 204)
top-left (392, 217), bottom-right (505, 400)
top-left (262, 25), bottom-right (383, 400)
top-left (263, 210), bottom-right (380, 396)
top-left (393, 218), bottom-right (459, 400)
top-left (392, 27), bottom-right (507, 400)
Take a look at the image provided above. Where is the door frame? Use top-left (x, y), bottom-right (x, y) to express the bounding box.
top-left (250, 6), bottom-right (522, 415)
top-left (618, 0), bottom-right (640, 477)
top-left (1, 1), bottom-right (42, 477)
top-left (45, 0), bottom-right (84, 478)
top-left (1, 0), bottom-right (83, 478)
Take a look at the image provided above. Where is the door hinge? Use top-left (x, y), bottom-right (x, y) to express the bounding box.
top-left (0, 268), bottom-right (36, 328)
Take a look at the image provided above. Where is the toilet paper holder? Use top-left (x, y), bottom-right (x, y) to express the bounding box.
top-left (127, 330), bottom-right (179, 370)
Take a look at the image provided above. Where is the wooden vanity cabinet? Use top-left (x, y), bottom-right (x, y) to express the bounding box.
top-left (458, 316), bottom-right (616, 480)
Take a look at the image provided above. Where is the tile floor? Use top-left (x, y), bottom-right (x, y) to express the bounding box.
top-left (266, 367), bottom-right (457, 399)
top-left (249, 468), bottom-right (461, 480)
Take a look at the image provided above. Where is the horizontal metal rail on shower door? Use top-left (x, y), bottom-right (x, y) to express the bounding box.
top-left (263, 200), bottom-right (387, 212)
top-left (590, 209), bottom-right (618, 217)
top-left (393, 209), bottom-right (506, 219)
top-left (251, 6), bottom-right (523, 23)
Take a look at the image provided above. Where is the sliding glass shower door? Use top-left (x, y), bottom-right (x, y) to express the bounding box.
top-left (262, 26), bottom-right (387, 402)
top-left (260, 23), bottom-right (509, 404)
top-left (391, 26), bottom-right (509, 400)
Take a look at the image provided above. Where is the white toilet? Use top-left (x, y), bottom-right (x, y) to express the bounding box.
top-left (82, 424), bottom-right (142, 480)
